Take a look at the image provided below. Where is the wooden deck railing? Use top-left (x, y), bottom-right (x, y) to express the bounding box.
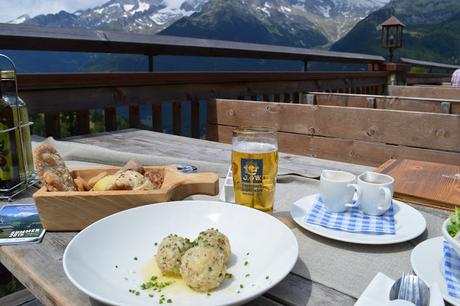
top-left (0, 24), bottom-right (455, 141)
top-left (18, 71), bottom-right (387, 138)
top-left (400, 57), bottom-right (460, 72)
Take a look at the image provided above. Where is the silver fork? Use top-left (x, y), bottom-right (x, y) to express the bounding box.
top-left (389, 272), bottom-right (430, 306)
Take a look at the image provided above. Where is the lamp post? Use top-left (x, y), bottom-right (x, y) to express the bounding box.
top-left (380, 16), bottom-right (405, 63)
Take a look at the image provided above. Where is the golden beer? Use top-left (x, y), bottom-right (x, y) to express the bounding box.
top-left (232, 128), bottom-right (278, 214)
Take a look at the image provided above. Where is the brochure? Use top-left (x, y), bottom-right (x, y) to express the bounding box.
top-left (0, 204), bottom-right (45, 245)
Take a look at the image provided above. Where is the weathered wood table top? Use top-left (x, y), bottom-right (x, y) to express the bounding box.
top-left (0, 129), bottom-right (449, 306)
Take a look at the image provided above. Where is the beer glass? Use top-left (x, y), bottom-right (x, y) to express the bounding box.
top-left (231, 127), bottom-right (278, 214)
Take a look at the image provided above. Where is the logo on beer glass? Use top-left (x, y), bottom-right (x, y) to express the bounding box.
top-left (241, 159), bottom-right (263, 185)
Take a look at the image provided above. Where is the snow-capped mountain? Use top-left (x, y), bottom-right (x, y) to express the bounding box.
top-left (21, 0), bottom-right (208, 33)
top-left (291, 0), bottom-right (391, 41)
top-left (15, 0), bottom-right (389, 43)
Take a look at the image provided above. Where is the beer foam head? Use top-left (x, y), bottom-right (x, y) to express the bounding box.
top-left (233, 141), bottom-right (277, 153)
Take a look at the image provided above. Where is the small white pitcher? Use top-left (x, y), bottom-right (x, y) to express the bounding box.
top-left (357, 172), bottom-right (394, 216)
top-left (319, 170), bottom-right (360, 213)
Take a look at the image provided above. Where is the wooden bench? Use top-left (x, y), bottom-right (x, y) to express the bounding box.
top-left (304, 92), bottom-right (460, 114)
top-left (389, 85), bottom-right (460, 100)
top-left (207, 99), bottom-right (460, 166)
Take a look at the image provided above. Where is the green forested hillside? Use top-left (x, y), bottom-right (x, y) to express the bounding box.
top-left (331, 0), bottom-right (460, 64)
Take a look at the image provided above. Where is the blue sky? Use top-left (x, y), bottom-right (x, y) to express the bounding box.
top-left (0, 0), bottom-right (107, 22)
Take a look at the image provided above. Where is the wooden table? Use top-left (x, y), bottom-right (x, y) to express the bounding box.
top-left (0, 130), bottom-right (449, 306)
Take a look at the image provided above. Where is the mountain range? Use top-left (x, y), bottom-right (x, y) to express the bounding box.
top-left (3, 0), bottom-right (460, 72)
top-left (14, 0), bottom-right (390, 47)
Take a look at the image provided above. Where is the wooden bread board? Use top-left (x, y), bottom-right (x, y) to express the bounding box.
top-left (375, 159), bottom-right (460, 211)
top-left (33, 166), bottom-right (219, 231)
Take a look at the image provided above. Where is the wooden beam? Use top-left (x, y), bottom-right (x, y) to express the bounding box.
top-left (207, 124), bottom-right (460, 166)
top-left (17, 72), bottom-right (387, 90)
top-left (20, 72), bottom-right (387, 115)
top-left (309, 92), bottom-right (460, 114)
top-left (208, 99), bottom-right (460, 152)
top-left (389, 85), bottom-right (460, 100)
top-left (0, 23), bottom-right (385, 64)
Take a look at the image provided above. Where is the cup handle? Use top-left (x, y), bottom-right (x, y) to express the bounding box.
top-left (378, 187), bottom-right (392, 211)
top-left (345, 184), bottom-right (361, 208)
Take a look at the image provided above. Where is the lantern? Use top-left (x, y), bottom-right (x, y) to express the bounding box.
top-left (380, 16), bottom-right (405, 62)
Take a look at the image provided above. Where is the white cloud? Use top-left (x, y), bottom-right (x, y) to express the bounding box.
top-left (0, 0), bottom-right (108, 22)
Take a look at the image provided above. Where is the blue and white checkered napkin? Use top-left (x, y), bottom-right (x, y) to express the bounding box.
top-left (305, 195), bottom-right (396, 235)
top-left (443, 240), bottom-right (460, 298)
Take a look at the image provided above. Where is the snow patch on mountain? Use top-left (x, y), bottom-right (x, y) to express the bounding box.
top-left (9, 14), bottom-right (30, 24)
top-left (123, 4), bottom-right (135, 11)
top-left (133, 1), bottom-right (151, 13)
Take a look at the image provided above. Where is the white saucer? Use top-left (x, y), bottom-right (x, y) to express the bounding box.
top-left (411, 236), bottom-right (460, 306)
top-left (290, 194), bottom-right (426, 245)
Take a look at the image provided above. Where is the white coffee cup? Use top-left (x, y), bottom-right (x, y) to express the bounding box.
top-left (319, 170), bottom-right (360, 213)
top-left (357, 172), bottom-right (394, 216)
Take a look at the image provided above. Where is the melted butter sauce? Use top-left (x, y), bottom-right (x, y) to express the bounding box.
top-left (141, 257), bottom-right (195, 295)
top-left (141, 257), bottom-right (237, 296)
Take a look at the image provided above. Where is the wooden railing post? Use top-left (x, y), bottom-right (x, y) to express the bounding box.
top-left (173, 101), bottom-right (182, 135)
top-left (191, 98), bottom-right (200, 139)
top-left (44, 112), bottom-right (61, 138)
top-left (129, 105), bottom-right (140, 128)
top-left (104, 107), bottom-right (117, 131)
top-left (152, 104), bottom-right (162, 133)
top-left (76, 110), bottom-right (90, 135)
top-left (381, 63), bottom-right (410, 87)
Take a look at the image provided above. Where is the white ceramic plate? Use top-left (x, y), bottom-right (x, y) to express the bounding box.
top-left (290, 194), bottom-right (426, 245)
top-left (411, 236), bottom-right (460, 306)
top-left (63, 201), bottom-right (299, 306)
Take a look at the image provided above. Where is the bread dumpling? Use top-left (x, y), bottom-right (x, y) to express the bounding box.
top-left (156, 234), bottom-right (192, 276)
top-left (180, 246), bottom-right (226, 292)
top-left (195, 228), bottom-right (231, 263)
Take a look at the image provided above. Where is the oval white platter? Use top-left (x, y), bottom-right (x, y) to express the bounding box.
top-left (290, 194), bottom-right (426, 245)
